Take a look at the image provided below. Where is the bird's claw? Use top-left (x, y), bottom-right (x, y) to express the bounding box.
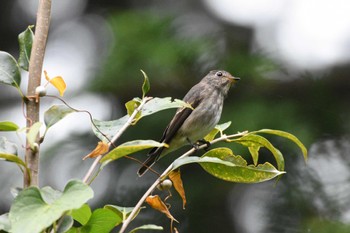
top-left (197, 139), bottom-right (211, 151)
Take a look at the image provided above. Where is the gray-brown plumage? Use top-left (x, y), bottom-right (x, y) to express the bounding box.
top-left (138, 70), bottom-right (240, 176)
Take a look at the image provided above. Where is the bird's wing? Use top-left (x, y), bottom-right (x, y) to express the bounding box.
top-left (161, 94), bottom-right (201, 144)
top-left (138, 83), bottom-right (204, 176)
top-left (138, 95), bottom-right (201, 176)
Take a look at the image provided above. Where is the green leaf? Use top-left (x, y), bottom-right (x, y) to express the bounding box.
top-left (66, 227), bottom-right (78, 233)
top-left (204, 128), bottom-right (219, 142)
top-left (92, 115), bottom-right (129, 142)
top-left (0, 51), bottom-right (21, 88)
top-left (125, 98), bottom-right (141, 117)
top-left (0, 153), bottom-right (30, 181)
top-left (44, 105), bottom-right (75, 129)
top-left (0, 121), bottom-right (19, 131)
top-left (71, 204), bottom-right (92, 225)
top-left (104, 205), bottom-right (133, 220)
top-left (9, 180), bottom-right (94, 233)
top-left (204, 121), bottom-right (232, 141)
top-left (233, 134), bottom-right (285, 171)
top-left (141, 70), bottom-right (150, 98)
top-left (129, 224), bottom-right (163, 233)
top-left (0, 153), bottom-right (27, 168)
top-left (40, 186), bottom-right (63, 204)
top-left (57, 215), bottom-right (73, 233)
top-left (0, 213), bottom-right (11, 232)
top-left (26, 122), bottom-right (42, 150)
top-left (93, 97), bottom-right (192, 142)
top-left (79, 208), bottom-right (119, 233)
top-left (254, 129), bottom-right (308, 162)
top-left (0, 136), bottom-right (18, 155)
top-left (101, 140), bottom-right (166, 163)
top-left (172, 148), bottom-right (284, 183)
top-left (140, 97), bottom-right (192, 119)
top-left (129, 97), bottom-right (193, 125)
top-left (104, 205), bottom-right (142, 226)
top-left (248, 145), bottom-right (260, 166)
top-left (215, 121), bottom-right (232, 134)
top-left (18, 25), bottom-right (34, 71)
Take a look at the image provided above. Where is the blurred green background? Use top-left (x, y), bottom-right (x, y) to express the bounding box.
top-left (1, 0), bottom-right (350, 232)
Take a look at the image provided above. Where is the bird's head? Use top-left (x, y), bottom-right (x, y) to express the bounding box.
top-left (205, 70), bottom-right (240, 96)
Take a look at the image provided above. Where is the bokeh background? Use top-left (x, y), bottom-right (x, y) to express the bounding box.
top-left (1, 0), bottom-right (350, 232)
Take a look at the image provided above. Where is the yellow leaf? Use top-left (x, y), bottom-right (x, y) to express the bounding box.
top-left (83, 141), bottom-right (109, 160)
top-left (145, 195), bottom-right (178, 223)
top-left (50, 76), bottom-right (66, 96)
top-left (44, 70), bottom-right (67, 96)
top-left (169, 170), bottom-right (187, 209)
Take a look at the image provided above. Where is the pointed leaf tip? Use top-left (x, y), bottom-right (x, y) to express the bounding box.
top-left (169, 170), bottom-right (187, 209)
top-left (0, 121), bottom-right (19, 131)
top-left (141, 70), bottom-right (150, 98)
top-left (146, 195), bottom-right (178, 223)
top-left (18, 25), bottom-right (34, 71)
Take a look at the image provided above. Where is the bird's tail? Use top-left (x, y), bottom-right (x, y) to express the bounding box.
top-left (137, 146), bottom-right (165, 176)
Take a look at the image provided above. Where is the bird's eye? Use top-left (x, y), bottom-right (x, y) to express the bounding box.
top-left (216, 71), bottom-right (223, 77)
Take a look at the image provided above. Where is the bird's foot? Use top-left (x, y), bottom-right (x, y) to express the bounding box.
top-left (197, 139), bottom-right (211, 151)
top-left (187, 138), bottom-right (200, 151)
top-left (187, 138), bottom-right (211, 152)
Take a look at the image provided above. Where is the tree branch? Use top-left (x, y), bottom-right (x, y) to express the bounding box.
top-left (24, 0), bottom-right (52, 187)
top-left (82, 97), bottom-right (153, 184)
top-left (118, 131), bottom-right (249, 233)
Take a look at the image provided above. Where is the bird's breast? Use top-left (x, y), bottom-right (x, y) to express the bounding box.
top-left (178, 93), bottom-right (224, 142)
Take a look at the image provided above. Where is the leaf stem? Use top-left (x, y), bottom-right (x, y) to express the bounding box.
top-left (118, 130), bottom-right (248, 233)
top-left (82, 97), bottom-right (153, 184)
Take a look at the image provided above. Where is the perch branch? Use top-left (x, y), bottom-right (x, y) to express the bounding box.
top-left (119, 131), bottom-right (249, 233)
top-left (82, 97), bottom-right (153, 184)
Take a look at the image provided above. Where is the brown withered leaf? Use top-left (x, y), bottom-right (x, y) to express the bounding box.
top-left (146, 195), bottom-right (178, 223)
top-left (83, 141), bottom-right (109, 160)
top-left (169, 170), bottom-right (187, 209)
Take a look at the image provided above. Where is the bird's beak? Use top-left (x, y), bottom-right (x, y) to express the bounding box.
top-left (229, 76), bottom-right (240, 83)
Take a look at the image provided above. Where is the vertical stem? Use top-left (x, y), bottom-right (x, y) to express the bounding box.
top-left (24, 0), bottom-right (52, 187)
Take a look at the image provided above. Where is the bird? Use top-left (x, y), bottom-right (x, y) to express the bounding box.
top-left (138, 70), bottom-right (240, 176)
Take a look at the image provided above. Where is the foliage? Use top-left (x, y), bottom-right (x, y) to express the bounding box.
top-left (0, 22), bottom-right (308, 233)
top-left (8, 180), bottom-right (93, 233)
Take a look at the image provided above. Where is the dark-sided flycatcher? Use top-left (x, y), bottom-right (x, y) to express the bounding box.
top-left (138, 70), bottom-right (240, 176)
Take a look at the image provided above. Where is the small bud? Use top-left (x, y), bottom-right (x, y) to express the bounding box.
top-left (32, 142), bottom-right (39, 152)
top-left (157, 179), bottom-right (173, 191)
top-left (35, 86), bottom-right (47, 97)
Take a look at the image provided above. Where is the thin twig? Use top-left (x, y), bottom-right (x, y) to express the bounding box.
top-left (118, 131), bottom-right (248, 233)
top-left (44, 95), bottom-right (110, 142)
top-left (82, 97), bottom-right (153, 184)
